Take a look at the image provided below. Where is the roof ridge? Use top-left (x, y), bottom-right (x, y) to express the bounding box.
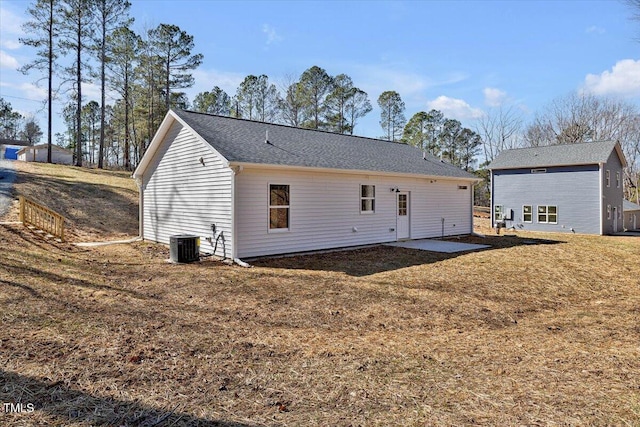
top-left (500, 140), bottom-right (616, 153)
top-left (176, 108), bottom-right (410, 147)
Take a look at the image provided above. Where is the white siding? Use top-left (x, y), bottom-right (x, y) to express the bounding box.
top-left (235, 167), bottom-right (472, 258)
top-left (18, 147), bottom-right (72, 165)
top-left (141, 121), bottom-right (233, 257)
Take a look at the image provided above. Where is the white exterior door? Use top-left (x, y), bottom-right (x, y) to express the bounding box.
top-left (397, 192), bottom-right (410, 240)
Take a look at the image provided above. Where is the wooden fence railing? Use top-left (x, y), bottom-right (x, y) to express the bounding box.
top-left (19, 196), bottom-right (65, 240)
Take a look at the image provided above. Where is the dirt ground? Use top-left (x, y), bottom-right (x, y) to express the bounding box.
top-left (1, 163), bottom-right (639, 426)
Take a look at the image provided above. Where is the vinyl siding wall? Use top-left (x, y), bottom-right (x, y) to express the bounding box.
top-left (141, 121), bottom-right (234, 257)
top-left (601, 151), bottom-right (624, 234)
top-left (492, 165), bottom-right (601, 234)
top-left (235, 167), bottom-right (473, 258)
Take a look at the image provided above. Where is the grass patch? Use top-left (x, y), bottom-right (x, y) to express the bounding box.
top-left (1, 163), bottom-right (639, 425)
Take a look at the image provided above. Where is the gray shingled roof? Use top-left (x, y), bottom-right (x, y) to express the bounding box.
top-left (173, 110), bottom-right (476, 180)
top-left (488, 140), bottom-right (621, 170)
top-left (624, 200), bottom-right (640, 212)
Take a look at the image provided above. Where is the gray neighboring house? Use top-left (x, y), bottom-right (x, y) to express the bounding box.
top-left (488, 141), bottom-right (627, 235)
top-left (133, 109), bottom-right (479, 259)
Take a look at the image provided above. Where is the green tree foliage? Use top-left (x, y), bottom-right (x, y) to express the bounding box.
top-left (193, 87), bottom-right (231, 115)
top-left (81, 100), bottom-right (100, 164)
top-left (324, 74), bottom-right (371, 134)
top-left (94, 0), bottom-right (131, 168)
top-left (147, 23), bottom-right (203, 111)
top-left (298, 66), bottom-right (333, 129)
top-left (278, 78), bottom-right (305, 127)
top-left (20, 0), bottom-right (60, 163)
top-left (344, 88), bottom-right (371, 135)
top-left (107, 26), bottom-right (141, 170)
top-left (402, 110), bottom-right (444, 154)
top-left (378, 90), bottom-right (406, 141)
top-left (21, 116), bottom-right (44, 145)
top-left (439, 118), bottom-right (482, 171)
top-left (0, 98), bottom-right (24, 139)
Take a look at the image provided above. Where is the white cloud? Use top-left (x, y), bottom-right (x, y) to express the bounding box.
top-left (483, 87), bottom-right (507, 107)
top-left (190, 68), bottom-right (246, 98)
top-left (426, 95), bottom-right (484, 120)
top-left (582, 59), bottom-right (640, 98)
top-left (262, 24), bottom-right (283, 46)
top-left (1, 40), bottom-right (21, 50)
top-left (19, 82), bottom-right (47, 100)
top-left (0, 6), bottom-right (25, 36)
top-left (586, 25), bottom-right (605, 34)
top-left (0, 50), bottom-right (19, 69)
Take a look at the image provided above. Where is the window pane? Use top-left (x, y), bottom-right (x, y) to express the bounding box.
top-left (523, 205), bottom-right (532, 214)
top-left (270, 185), bottom-right (289, 206)
top-left (538, 206), bottom-right (546, 214)
top-left (269, 207), bottom-right (289, 229)
top-left (539, 214), bottom-right (547, 222)
top-left (361, 199), bottom-right (374, 212)
top-left (548, 206), bottom-right (557, 214)
top-left (361, 185), bottom-right (375, 198)
top-left (524, 213), bottom-right (532, 222)
top-left (549, 214), bottom-right (557, 223)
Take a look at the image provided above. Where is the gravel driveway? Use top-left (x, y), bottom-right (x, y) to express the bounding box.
top-left (0, 159), bottom-right (16, 217)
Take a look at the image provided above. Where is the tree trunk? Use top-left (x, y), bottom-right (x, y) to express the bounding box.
top-left (47, 0), bottom-right (53, 164)
top-left (75, 22), bottom-right (83, 167)
top-left (98, 18), bottom-right (106, 168)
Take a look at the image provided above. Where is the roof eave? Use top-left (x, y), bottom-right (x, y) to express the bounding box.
top-left (229, 161), bottom-right (481, 182)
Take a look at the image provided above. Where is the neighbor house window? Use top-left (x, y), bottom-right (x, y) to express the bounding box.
top-left (607, 204), bottom-right (611, 220)
top-left (494, 205), bottom-right (504, 221)
top-left (531, 168), bottom-right (547, 174)
top-left (361, 185), bottom-right (375, 213)
top-left (616, 171), bottom-right (621, 188)
top-left (269, 184), bottom-right (289, 230)
top-left (606, 170), bottom-right (610, 187)
top-left (537, 205), bottom-right (557, 224)
top-left (523, 205), bottom-right (532, 223)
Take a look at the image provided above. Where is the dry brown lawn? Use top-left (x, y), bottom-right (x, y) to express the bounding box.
top-left (1, 162), bottom-right (640, 426)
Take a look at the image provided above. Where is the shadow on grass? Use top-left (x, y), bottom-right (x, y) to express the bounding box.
top-left (252, 235), bottom-right (565, 277)
top-left (0, 370), bottom-right (257, 427)
top-left (13, 170), bottom-right (138, 235)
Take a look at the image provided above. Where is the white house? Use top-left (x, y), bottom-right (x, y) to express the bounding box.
top-left (133, 110), bottom-right (479, 259)
top-left (17, 144), bottom-right (73, 165)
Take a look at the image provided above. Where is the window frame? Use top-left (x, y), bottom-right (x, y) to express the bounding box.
top-left (268, 183), bottom-right (290, 232)
top-left (607, 204), bottom-right (611, 220)
top-left (606, 170), bottom-right (610, 187)
top-left (616, 171), bottom-right (621, 188)
top-left (523, 205), bottom-right (533, 223)
top-left (537, 205), bottom-right (558, 224)
top-left (360, 184), bottom-right (376, 214)
top-left (494, 204), bottom-right (504, 221)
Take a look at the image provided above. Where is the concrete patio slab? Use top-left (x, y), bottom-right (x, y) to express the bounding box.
top-left (385, 239), bottom-right (490, 253)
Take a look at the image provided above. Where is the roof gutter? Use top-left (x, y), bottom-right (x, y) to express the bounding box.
top-left (228, 161), bottom-right (482, 183)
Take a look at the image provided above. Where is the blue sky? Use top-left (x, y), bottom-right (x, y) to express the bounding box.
top-left (1, 0), bottom-right (640, 141)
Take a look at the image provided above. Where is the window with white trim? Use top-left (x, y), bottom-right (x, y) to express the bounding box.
top-left (537, 205), bottom-right (557, 224)
top-left (360, 185), bottom-right (375, 213)
top-left (606, 170), bottom-right (610, 187)
top-left (494, 204), bottom-right (504, 221)
top-left (523, 205), bottom-right (532, 223)
top-left (269, 184), bottom-right (290, 230)
top-left (616, 171), bottom-right (621, 188)
top-left (607, 204), bottom-right (611, 220)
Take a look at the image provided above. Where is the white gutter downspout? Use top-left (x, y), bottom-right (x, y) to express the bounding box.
top-left (230, 165), bottom-right (250, 267)
top-left (135, 176), bottom-right (144, 239)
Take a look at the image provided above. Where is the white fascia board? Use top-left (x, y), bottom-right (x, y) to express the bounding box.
top-left (228, 161), bottom-right (481, 183)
